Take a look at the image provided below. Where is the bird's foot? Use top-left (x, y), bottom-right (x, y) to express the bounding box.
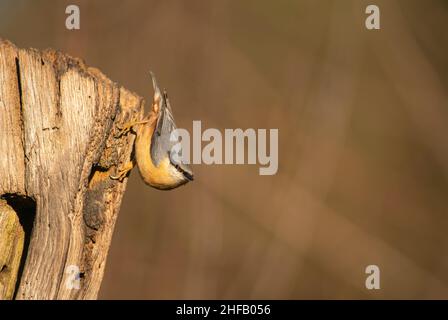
top-left (114, 120), bottom-right (149, 138)
top-left (110, 161), bottom-right (134, 182)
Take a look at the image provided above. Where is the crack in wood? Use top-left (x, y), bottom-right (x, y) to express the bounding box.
top-left (0, 38), bottom-right (144, 299)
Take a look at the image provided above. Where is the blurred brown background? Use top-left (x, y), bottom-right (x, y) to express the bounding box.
top-left (1, 0), bottom-right (448, 299)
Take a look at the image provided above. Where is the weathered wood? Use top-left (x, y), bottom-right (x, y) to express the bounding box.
top-left (0, 39), bottom-right (144, 299)
top-left (0, 200), bottom-right (24, 300)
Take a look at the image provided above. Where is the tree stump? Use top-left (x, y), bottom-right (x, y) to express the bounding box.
top-left (0, 39), bottom-right (144, 299)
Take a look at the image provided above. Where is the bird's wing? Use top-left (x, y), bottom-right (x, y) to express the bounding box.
top-left (151, 96), bottom-right (177, 166)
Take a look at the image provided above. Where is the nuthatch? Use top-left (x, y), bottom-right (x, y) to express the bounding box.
top-left (111, 72), bottom-right (193, 190)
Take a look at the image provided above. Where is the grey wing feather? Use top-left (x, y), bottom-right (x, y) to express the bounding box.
top-left (151, 102), bottom-right (177, 166)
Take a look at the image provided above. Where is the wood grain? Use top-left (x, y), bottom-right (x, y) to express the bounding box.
top-left (0, 39), bottom-right (144, 299)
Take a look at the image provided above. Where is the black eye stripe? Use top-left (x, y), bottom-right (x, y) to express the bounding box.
top-left (168, 151), bottom-right (192, 180)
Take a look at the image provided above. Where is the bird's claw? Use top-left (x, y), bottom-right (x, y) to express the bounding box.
top-left (110, 170), bottom-right (128, 182)
top-left (114, 123), bottom-right (133, 138)
top-left (110, 172), bottom-right (126, 182)
top-left (110, 161), bottom-right (134, 182)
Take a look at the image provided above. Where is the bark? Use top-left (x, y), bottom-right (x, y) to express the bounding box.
top-left (0, 38), bottom-right (144, 299)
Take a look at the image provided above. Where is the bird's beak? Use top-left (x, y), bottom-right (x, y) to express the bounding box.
top-left (183, 168), bottom-right (194, 181)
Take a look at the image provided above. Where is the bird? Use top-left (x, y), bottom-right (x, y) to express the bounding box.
top-left (110, 72), bottom-right (193, 190)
